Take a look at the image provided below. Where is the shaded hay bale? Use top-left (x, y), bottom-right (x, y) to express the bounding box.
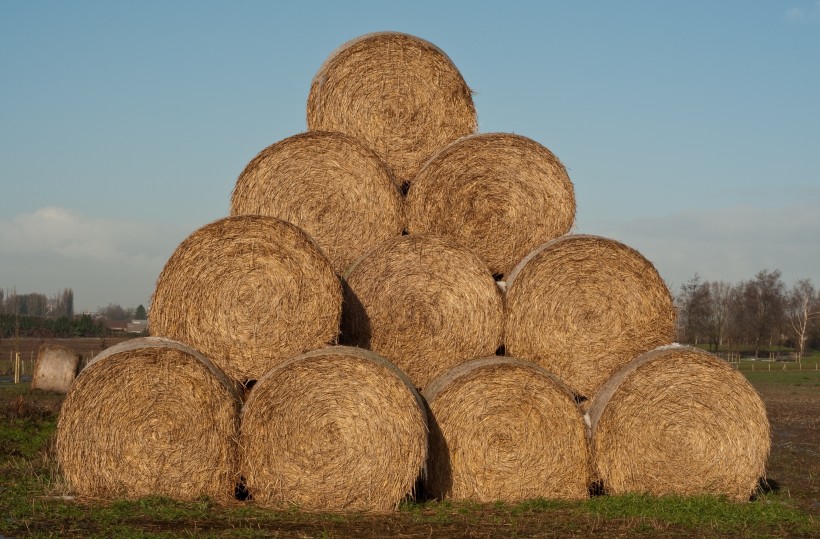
top-left (307, 32), bottom-right (477, 184)
top-left (149, 216), bottom-right (342, 383)
top-left (587, 345), bottom-right (771, 501)
top-left (406, 133), bottom-right (576, 277)
top-left (230, 131), bottom-right (404, 275)
top-left (504, 234), bottom-right (676, 399)
top-left (240, 346), bottom-right (427, 511)
top-left (31, 344), bottom-right (81, 393)
top-left (423, 356), bottom-right (589, 502)
top-left (341, 234), bottom-right (504, 389)
top-left (55, 337), bottom-right (241, 501)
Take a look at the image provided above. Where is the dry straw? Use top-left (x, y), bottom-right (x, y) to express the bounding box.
top-left (240, 346), bottom-right (427, 511)
top-left (406, 133), bottom-right (576, 278)
top-left (55, 337), bottom-right (242, 501)
top-left (307, 31), bottom-right (477, 185)
top-left (504, 234), bottom-right (676, 400)
top-left (230, 131), bottom-right (404, 275)
top-left (149, 216), bottom-right (342, 383)
top-left (30, 344), bottom-right (81, 393)
top-left (587, 345), bottom-right (771, 500)
top-left (341, 234), bottom-right (504, 390)
top-left (423, 356), bottom-right (589, 502)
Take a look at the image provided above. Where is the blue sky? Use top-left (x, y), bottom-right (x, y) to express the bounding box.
top-left (1, 1), bottom-right (819, 312)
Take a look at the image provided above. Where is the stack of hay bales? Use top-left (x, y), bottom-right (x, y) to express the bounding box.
top-left (55, 31), bottom-right (770, 509)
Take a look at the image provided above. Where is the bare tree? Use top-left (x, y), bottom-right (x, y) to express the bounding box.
top-left (705, 280), bottom-right (732, 353)
top-left (677, 274), bottom-right (711, 346)
top-left (787, 279), bottom-right (819, 363)
top-left (740, 270), bottom-right (786, 358)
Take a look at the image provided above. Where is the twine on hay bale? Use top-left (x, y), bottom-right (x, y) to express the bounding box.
top-left (55, 337), bottom-right (242, 501)
top-left (423, 356), bottom-right (589, 502)
top-left (240, 345), bottom-right (427, 511)
top-left (587, 345), bottom-right (771, 500)
top-left (230, 131), bottom-right (404, 275)
top-left (504, 234), bottom-right (676, 400)
top-left (31, 344), bottom-right (81, 393)
top-left (406, 132), bottom-right (576, 278)
top-left (341, 234), bottom-right (504, 390)
top-left (307, 31), bottom-right (477, 185)
top-left (149, 215), bottom-right (342, 383)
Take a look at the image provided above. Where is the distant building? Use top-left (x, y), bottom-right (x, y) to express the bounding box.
top-left (127, 320), bottom-right (149, 334)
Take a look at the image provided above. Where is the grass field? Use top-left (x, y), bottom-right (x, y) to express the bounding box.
top-left (1, 340), bottom-right (818, 538)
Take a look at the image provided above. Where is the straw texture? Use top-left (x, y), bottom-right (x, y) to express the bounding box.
top-left (406, 133), bottom-right (575, 277)
top-left (504, 234), bottom-right (676, 399)
top-left (587, 346), bottom-right (771, 500)
top-left (55, 337), bottom-right (242, 501)
top-left (149, 216), bottom-right (342, 383)
top-left (30, 344), bottom-right (81, 393)
top-left (423, 356), bottom-right (589, 502)
top-left (240, 346), bottom-right (427, 511)
top-left (230, 131), bottom-right (404, 275)
top-left (341, 234), bottom-right (504, 389)
top-left (307, 32), bottom-right (477, 184)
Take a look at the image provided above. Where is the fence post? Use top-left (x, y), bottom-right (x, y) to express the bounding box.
top-left (14, 352), bottom-right (21, 384)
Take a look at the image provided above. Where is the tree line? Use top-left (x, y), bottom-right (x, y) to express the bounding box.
top-left (675, 270), bottom-right (820, 359)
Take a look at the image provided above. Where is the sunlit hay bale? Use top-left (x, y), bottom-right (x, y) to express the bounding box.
top-left (587, 345), bottom-right (771, 501)
top-left (406, 133), bottom-right (576, 278)
top-left (307, 32), bottom-right (477, 186)
top-left (423, 356), bottom-right (589, 502)
top-left (31, 344), bottom-right (81, 393)
top-left (55, 337), bottom-right (241, 501)
top-left (230, 131), bottom-right (404, 275)
top-left (149, 216), bottom-right (342, 383)
top-left (240, 346), bottom-right (427, 511)
top-left (504, 234), bottom-right (676, 400)
top-left (341, 234), bottom-right (504, 390)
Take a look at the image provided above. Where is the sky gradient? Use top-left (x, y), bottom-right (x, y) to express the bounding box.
top-left (2, 1), bottom-right (819, 312)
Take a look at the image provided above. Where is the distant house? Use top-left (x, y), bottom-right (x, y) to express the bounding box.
top-left (103, 320), bottom-right (128, 333)
top-left (127, 320), bottom-right (149, 334)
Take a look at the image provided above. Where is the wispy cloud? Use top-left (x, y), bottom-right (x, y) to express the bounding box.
top-left (785, 1), bottom-right (820, 23)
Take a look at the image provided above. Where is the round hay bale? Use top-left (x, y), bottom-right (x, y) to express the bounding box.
top-left (587, 345), bottom-right (771, 500)
top-left (504, 234), bottom-right (676, 399)
top-left (31, 344), bottom-right (81, 393)
top-left (307, 31), bottom-right (477, 185)
top-left (240, 345), bottom-right (427, 511)
top-left (230, 131), bottom-right (404, 275)
top-left (423, 356), bottom-right (589, 502)
top-left (55, 336), bottom-right (241, 501)
top-left (406, 133), bottom-right (576, 278)
top-left (341, 234), bottom-right (504, 389)
top-left (149, 215), bottom-right (342, 383)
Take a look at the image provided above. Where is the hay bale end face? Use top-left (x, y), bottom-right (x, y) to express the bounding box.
top-left (406, 133), bottom-right (576, 278)
top-left (240, 346), bottom-right (427, 511)
top-left (423, 356), bottom-right (589, 502)
top-left (341, 234), bottom-right (504, 390)
top-left (149, 215), bottom-right (342, 383)
top-left (504, 234), bottom-right (676, 399)
top-left (31, 344), bottom-right (81, 393)
top-left (55, 337), bottom-right (242, 501)
top-left (307, 31), bottom-right (477, 185)
top-left (588, 346), bottom-right (771, 500)
top-left (230, 131), bottom-right (404, 275)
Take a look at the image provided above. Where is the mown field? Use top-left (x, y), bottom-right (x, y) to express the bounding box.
top-left (0, 340), bottom-right (817, 538)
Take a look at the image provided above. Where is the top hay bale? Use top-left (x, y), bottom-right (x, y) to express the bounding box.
top-left (149, 215), bottom-right (342, 383)
top-left (405, 132), bottom-right (576, 278)
top-left (55, 337), bottom-right (241, 501)
top-left (341, 234), bottom-right (504, 390)
top-left (240, 346), bottom-right (427, 511)
top-left (230, 131), bottom-right (404, 275)
top-left (31, 344), bottom-right (81, 393)
top-left (307, 32), bottom-right (477, 185)
top-left (504, 234), bottom-right (676, 399)
top-left (587, 345), bottom-right (771, 500)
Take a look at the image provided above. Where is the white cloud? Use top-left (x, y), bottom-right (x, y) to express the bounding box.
top-left (785, 1), bottom-right (820, 23)
top-left (579, 203), bottom-right (820, 291)
top-left (0, 207), bottom-right (190, 311)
